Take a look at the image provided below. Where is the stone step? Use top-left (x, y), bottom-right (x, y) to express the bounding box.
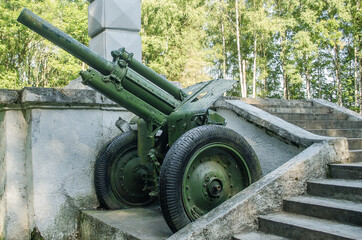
top-left (350, 150), bottom-right (362, 163)
top-left (79, 206), bottom-right (173, 240)
top-left (240, 98), bottom-right (313, 107)
top-left (262, 106), bottom-right (333, 114)
top-left (274, 113), bottom-right (348, 121)
top-left (307, 179), bottom-right (362, 202)
top-left (307, 129), bottom-right (362, 138)
top-left (289, 120), bottom-right (362, 130)
top-left (329, 163), bottom-right (362, 180)
top-left (283, 195), bottom-right (362, 226)
top-left (348, 138), bottom-right (362, 150)
top-left (258, 212), bottom-right (362, 240)
top-left (233, 232), bottom-right (289, 240)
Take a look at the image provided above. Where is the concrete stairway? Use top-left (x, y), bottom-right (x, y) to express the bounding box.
top-left (233, 163), bottom-right (362, 240)
top-left (241, 98), bottom-right (362, 163)
top-left (233, 98), bottom-right (362, 239)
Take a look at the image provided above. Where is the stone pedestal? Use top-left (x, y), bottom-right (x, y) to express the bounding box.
top-left (88, 0), bottom-right (142, 61)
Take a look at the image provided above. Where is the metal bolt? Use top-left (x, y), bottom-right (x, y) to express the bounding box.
top-left (188, 197), bottom-right (191, 201)
top-left (186, 185), bottom-right (190, 190)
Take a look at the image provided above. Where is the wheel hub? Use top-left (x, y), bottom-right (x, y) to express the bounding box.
top-left (182, 144), bottom-right (250, 220)
top-left (111, 148), bottom-right (154, 206)
top-left (207, 178), bottom-right (223, 197)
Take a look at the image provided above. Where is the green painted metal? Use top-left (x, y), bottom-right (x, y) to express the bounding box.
top-left (167, 79), bottom-right (234, 145)
top-left (17, 8), bottom-right (250, 228)
top-left (18, 8), bottom-right (178, 120)
top-left (137, 118), bottom-right (154, 165)
top-left (80, 69), bottom-right (167, 126)
top-left (110, 140), bottom-right (154, 206)
top-left (181, 143), bottom-right (251, 220)
top-left (113, 48), bottom-right (187, 101)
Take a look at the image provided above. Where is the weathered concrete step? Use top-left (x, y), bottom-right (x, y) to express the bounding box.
top-left (348, 138), bottom-right (362, 150)
top-left (262, 106), bottom-right (333, 114)
top-left (233, 231), bottom-right (289, 240)
top-left (289, 120), bottom-right (362, 130)
top-left (329, 163), bottom-right (362, 180)
top-left (259, 212), bottom-right (362, 240)
top-left (274, 113), bottom-right (348, 121)
top-left (240, 98), bottom-right (313, 107)
top-left (307, 129), bottom-right (362, 138)
top-left (79, 207), bottom-right (173, 240)
top-left (350, 150), bottom-right (362, 163)
top-left (307, 179), bottom-right (362, 202)
top-left (283, 195), bottom-right (362, 226)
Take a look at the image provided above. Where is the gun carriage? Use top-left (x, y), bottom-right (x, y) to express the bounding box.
top-left (18, 8), bottom-right (261, 232)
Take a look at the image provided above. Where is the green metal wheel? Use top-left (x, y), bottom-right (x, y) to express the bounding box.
top-left (94, 131), bottom-right (155, 209)
top-left (159, 125), bottom-right (262, 232)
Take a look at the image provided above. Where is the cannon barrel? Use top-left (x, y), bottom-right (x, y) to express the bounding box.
top-left (17, 8), bottom-right (186, 124)
top-left (17, 8), bottom-right (113, 76)
top-left (17, 8), bottom-right (186, 101)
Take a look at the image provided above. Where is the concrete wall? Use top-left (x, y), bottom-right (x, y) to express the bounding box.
top-left (1, 88), bottom-right (344, 239)
top-left (218, 108), bottom-right (302, 175)
top-left (0, 88), bottom-right (133, 239)
top-left (0, 111), bottom-right (6, 239)
top-left (0, 110), bottom-right (30, 239)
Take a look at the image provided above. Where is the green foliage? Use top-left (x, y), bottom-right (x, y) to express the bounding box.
top-left (141, 0), bottom-right (211, 87)
top-left (142, 0), bottom-right (360, 112)
top-left (0, 0), bottom-right (89, 89)
top-left (0, 0), bottom-right (360, 112)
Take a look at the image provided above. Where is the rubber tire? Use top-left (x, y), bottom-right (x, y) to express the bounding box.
top-left (94, 131), bottom-right (154, 209)
top-left (159, 125), bottom-right (262, 232)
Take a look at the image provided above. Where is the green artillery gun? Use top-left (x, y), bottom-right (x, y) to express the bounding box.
top-left (18, 8), bottom-right (261, 232)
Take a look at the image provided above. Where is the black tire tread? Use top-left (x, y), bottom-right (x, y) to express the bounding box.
top-left (94, 131), bottom-right (136, 209)
top-left (159, 125), bottom-right (262, 232)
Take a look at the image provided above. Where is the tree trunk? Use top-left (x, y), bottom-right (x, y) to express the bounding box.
top-left (283, 70), bottom-right (288, 100)
top-left (318, 63), bottom-right (322, 99)
top-left (306, 70), bottom-right (311, 99)
top-left (280, 34), bottom-right (288, 100)
top-left (235, 0), bottom-right (244, 97)
top-left (304, 54), bottom-right (311, 99)
top-left (334, 44), bottom-right (342, 106)
top-left (263, 39), bottom-right (267, 97)
top-left (221, 19), bottom-right (227, 79)
top-left (243, 60), bottom-right (247, 97)
top-left (357, 0), bottom-right (361, 114)
top-left (355, 47), bottom-right (359, 108)
top-left (253, 34), bottom-right (257, 98)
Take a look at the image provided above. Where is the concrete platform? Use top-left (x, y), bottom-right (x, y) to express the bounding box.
top-left (79, 206), bottom-right (173, 240)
